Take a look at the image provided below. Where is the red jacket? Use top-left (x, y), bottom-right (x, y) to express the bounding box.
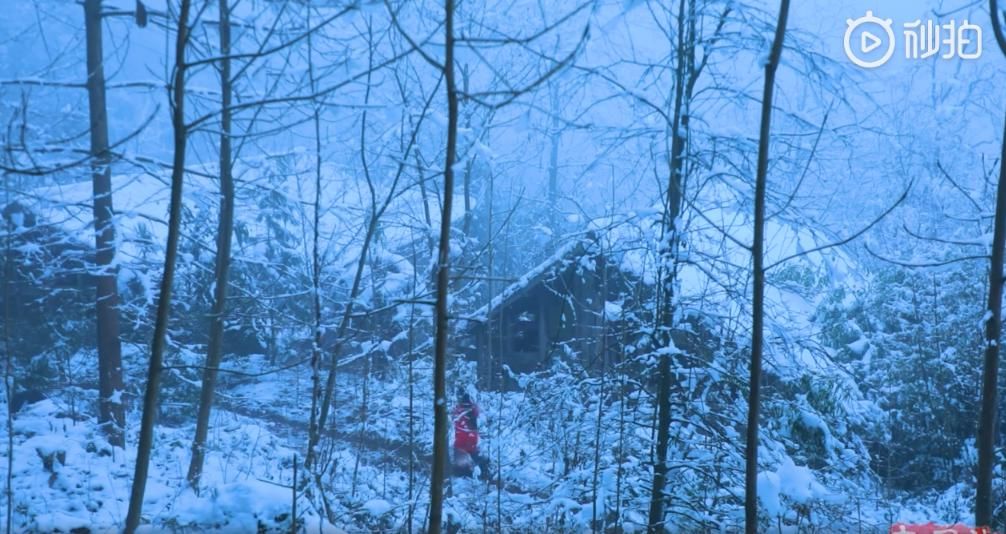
top-left (452, 402), bottom-right (479, 454)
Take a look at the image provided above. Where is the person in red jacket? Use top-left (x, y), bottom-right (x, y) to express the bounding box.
top-left (452, 387), bottom-right (488, 478)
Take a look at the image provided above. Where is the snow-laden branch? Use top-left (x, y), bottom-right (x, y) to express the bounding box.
top-left (764, 179), bottom-right (914, 272)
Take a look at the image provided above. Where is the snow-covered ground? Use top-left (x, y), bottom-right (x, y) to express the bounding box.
top-left (0, 349), bottom-right (988, 533)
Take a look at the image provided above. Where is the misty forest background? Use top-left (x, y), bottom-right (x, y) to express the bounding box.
top-left (4, 0), bottom-right (1006, 532)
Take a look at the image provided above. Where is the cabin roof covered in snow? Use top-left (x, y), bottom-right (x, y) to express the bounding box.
top-left (470, 231), bottom-right (600, 321)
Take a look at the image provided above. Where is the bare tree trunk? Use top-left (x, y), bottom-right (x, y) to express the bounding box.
top-left (489, 169), bottom-right (502, 528)
top-left (350, 23), bottom-right (377, 500)
top-left (305, 1), bottom-right (325, 483)
top-left (615, 373), bottom-right (626, 528)
top-left (978, 109), bottom-right (1006, 531)
top-left (3, 158), bottom-right (13, 534)
top-left (745, 1), bottom-right (790, 532)
top-left (977, 1), bottom-right (1006, 525)
top-left (417, 153), bottom-right (435, 255)
top-left (591, 290), bottom-right (607, 532)
top-left (124, 0), bottom-right (190, 530)
top-left (290, 456), bottom-right (298, 534)
top-left (301, 7), bottom-right (338, 522)
top-left (350, 350), bottom-right (372, 498)
top-left (407, 242), bottom-right (418, 534)
top-left (548, 84), bottom-right (560, 243)
top-left (647, 347), bottom-right (673, 533)
top-left (186, 0), bottom-right (234, 491)
top-left (643, 12), bottom-right (731, 522)
top-left (461, 67), bottom-right (472, 239)
top-left (84, 0), bottom-right (126, 449)
top-left (428, 0), bottom-right (457, 530)
top-left (647, 1), bottom-right (690, 530)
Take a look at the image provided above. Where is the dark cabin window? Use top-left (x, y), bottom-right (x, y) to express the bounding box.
top-left (511, 311), bottom-right (538, 353)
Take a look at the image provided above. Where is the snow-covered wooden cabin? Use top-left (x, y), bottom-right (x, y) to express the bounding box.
top-left (460, 231), bottom-right (651, 389)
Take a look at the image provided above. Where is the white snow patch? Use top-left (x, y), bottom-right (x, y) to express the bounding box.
top-left (362, 498), bottom-right (393, 517)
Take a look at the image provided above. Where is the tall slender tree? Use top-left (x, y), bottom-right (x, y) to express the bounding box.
top-left (745, 1), bottom-right (790, 531)
top-left (976, 0), bottom-right (1006, 526)
top-left (3, 144), bottom-right (14, 534)
top-left (125, 0), bottom-right (191, 530)
top-left (428, 0), bottom-right (457, 530)
top-left (305, 0), bottom-right (326, 496)
top-left (186, 0), bottom-right (234, 491)
top-left (83, 0), bottom-right (126, 449)
top-left (648, 1), bottom-right (700, 530)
